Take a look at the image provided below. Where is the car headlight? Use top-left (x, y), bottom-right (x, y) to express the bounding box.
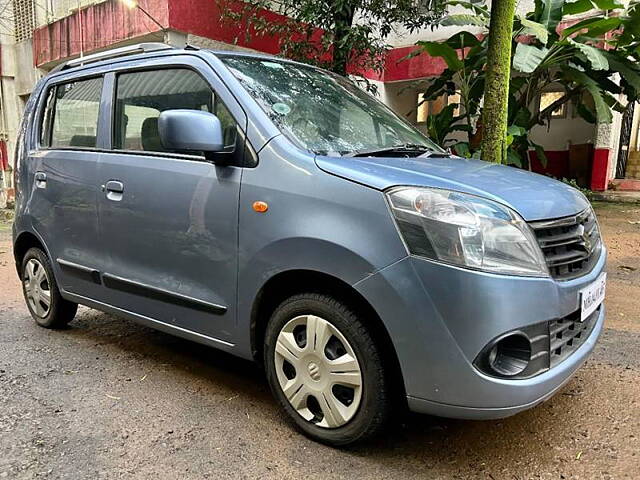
top-left (386, 187), bottom-right (549, 277)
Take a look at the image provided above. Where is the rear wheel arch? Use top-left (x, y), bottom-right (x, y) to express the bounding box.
top-left (13, 231), bottom-right (48, 274)
top-left (250, 269), bottom-right (407, 402)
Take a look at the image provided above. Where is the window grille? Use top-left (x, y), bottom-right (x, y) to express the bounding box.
top-left (12, 0), bottom-right (35, 42)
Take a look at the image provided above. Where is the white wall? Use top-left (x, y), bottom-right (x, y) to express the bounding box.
top-left (376, 80), bottom-right (421, 124)
top-left (0, 1), bottom-right (21, 178)
top-left (529, 116), bottom-right (597, 151)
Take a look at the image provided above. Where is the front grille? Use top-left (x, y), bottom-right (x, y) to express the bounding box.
top-left (529, 209), bottom-right (602, 281)
top-left (548, 307), bottom-right (599, 368)
top-left (474, 306), bottom-right (601, 379)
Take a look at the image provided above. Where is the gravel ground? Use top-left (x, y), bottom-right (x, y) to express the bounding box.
top-left (0, 203), bottom-right (638, 479)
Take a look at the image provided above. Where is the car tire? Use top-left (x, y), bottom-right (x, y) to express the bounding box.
top-left (21, 247), bottom-right (78, 329)
top-left (264, 293), bottom-right (391, 446)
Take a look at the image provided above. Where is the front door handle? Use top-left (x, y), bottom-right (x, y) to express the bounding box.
top-left (103, 180), bottom-right (124, 201)
top-left (105, 180), bottom-right (124, 193)
top-left (35, 171), bottom-right (47, 189)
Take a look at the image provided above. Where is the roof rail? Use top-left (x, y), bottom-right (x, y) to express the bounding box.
top-left (49, 43), bottom-right (174, 74)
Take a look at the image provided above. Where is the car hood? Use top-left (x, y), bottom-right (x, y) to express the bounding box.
top-left (315, 154), bottom-right (589, 221)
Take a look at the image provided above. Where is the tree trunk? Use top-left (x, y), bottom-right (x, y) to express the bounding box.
top-left (331, 1), bottom-right (356, 76)
top-left (480, 0), bottom-right (517, 164)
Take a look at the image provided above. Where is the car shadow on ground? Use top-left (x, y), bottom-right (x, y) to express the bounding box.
top-left (56, 306), bottom-right (584, 467)
top-left (63, 307), bottom-right (273, 403)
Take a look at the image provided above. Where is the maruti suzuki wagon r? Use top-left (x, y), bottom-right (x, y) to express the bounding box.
top-left (12, 43), bottom-right (606, 446)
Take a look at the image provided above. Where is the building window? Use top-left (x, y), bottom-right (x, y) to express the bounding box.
top-left (539, 91), bottom-right (567, 119)
top-left (416, 92), bottom-right (461, 124)
top-left (447, 92), bottom-right (462, 117)
top-left (13, 0), bottom-right (35, 43)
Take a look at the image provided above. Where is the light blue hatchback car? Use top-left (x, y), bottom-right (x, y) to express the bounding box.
top-left (13, 43), bottom-right (606, 445)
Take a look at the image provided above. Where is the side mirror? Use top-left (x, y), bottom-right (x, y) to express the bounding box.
top-left (158, 110), bottom-right (224, 155)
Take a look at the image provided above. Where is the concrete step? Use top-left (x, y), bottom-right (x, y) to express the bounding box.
top-left (592, 191), bottom-right (640, 203)
top-left (611, 178), bottom-right (640, 191)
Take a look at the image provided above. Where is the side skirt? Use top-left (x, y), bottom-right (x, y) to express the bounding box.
top-left (60, 289), bottom-right (236, 352)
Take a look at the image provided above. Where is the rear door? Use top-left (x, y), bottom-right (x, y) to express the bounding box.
top-left (97, 57), bottom-right (247, 346)
top-left (29, 75), bottom-right (105, 299)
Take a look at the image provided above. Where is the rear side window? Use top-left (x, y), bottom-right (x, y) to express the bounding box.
top-left (113, 69), bottom-right (238, 153)
top-left (41, 77), bottom-right (104, 149)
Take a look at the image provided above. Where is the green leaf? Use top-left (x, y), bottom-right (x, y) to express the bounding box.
top-left (575, 98), bottom-right (598, 123)
top-left (453, 142), bottom-right (472, 158)
top-left (533, 143), bottom-right (549, 168)
top-left (570, 39), bottom-right (609, 70)
top-left (563, 0), bottom-right (623, 16)
top-left (506, 134), bottom-right (515, 148)
top-left (562, 16), bottom-right (622, 38)
top-left (440, 14), bottom-right (489, 27)
top-left (518, 16), bottom-right (550, 44)
top-left (445, 31), bottom-right (481, 50)
top-left (568, 61), bottom-right (586, 71)
top-left (507, 125), bottom-right (527, 137)
top-left (421, 76), bottom-right (454, 101)
top-left (415, 41), bottom-right (464, 71)
top-left (513, 43), bottom-right (549, 73)
top-left (563, 67), bottom-right (613, 122)
top-left (591, 0), bottom-right (624, 10)
top-left (563, 0), bottom-right (595, 15)
top-left (511, 106), bottom-right (532, 128)
top-left (506, 148), bottom-right (523, 167)
top-left (451, 124), bottom-right (473, 133)
top-left (605, 53), bottom-right (640, 94)
top-left (535, 0), bottom-right (565, 34)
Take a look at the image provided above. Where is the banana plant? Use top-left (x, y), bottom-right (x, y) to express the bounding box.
top-left (411, 0), bottom-right (640, 168)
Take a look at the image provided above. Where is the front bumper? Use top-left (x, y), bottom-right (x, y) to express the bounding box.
top-left (353, 247), bottom-right (606, 419)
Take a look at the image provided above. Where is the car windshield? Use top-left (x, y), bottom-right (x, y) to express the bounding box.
top-left (219, 55), bottom-right (443, 157)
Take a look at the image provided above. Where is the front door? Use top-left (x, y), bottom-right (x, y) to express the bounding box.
top-left (97, 63), bottom-right (246, 345)
top-left (29, 75), bottom-right (105, 300)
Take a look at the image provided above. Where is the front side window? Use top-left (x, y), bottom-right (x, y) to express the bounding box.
top-left (220, 56), bottom-right (441, 156)
top-left (43, 77), bottom-right (103, 148)
top-left (113, 69), bottom-right (238, 154)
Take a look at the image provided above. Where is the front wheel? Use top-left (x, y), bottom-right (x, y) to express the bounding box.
top-left (264, 293), bottom-right (391, 446)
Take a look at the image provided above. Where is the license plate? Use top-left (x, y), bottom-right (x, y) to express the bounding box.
top-left (580, 273), bottom-right (606, 321)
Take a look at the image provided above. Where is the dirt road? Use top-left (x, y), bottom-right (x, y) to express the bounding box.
top-left (0, 203), bottom-right (638, 479)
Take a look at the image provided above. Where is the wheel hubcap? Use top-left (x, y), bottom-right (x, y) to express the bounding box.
top-left (274, 315), bottom-right (363, 429)
top-left (23, 259), bottom-right (51, 318)
top-left (307, 362), bottom-right (321, 381)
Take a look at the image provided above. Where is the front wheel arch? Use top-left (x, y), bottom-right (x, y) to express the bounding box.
top-left (250, 269), bottom-right (407, 406)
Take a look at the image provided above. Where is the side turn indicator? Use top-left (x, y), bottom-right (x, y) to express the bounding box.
top-left (252, 201), bottom-right (269, 213)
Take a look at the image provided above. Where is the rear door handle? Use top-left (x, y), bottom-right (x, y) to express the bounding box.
top-left (35, 171), bottom-right (47, 189)
top-left (103, 180), bottom-right (124, 201)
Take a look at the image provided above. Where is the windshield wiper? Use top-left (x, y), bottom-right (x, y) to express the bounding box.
top-left (344, 144), bottom-right (447, 158)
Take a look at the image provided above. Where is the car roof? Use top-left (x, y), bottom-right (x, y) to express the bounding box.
top-left (47, 43), bottom-right (329, 81)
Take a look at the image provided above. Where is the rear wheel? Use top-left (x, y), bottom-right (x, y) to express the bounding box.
top-left (264, 293), bottom-right (391, 446)
top-left (21, 248), bottom-right (77, 329)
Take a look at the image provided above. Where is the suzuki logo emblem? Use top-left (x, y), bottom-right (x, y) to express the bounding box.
top-left (307, 362), bottom-right (321, 381)
top-left (576, 224), bottom-right (592, 254)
